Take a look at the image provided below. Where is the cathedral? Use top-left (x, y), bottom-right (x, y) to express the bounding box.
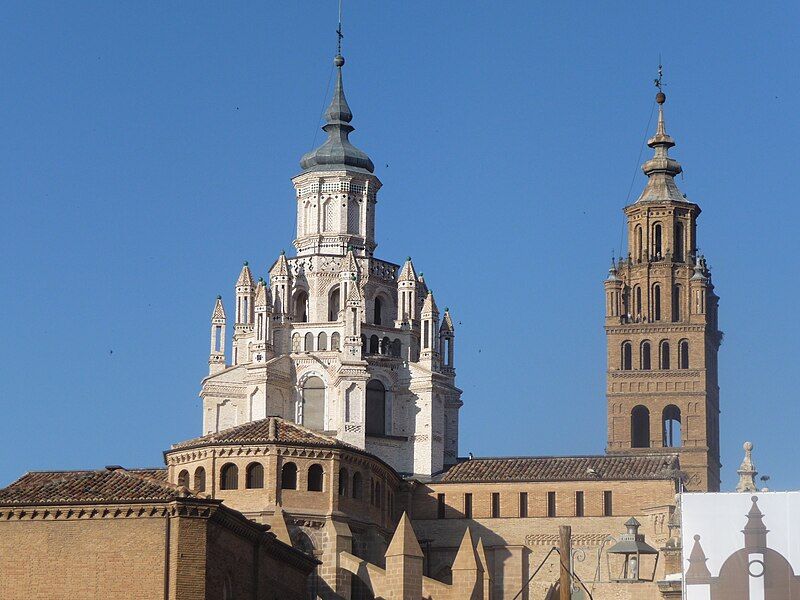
top-left (0, 41), bottom-right (728, 600)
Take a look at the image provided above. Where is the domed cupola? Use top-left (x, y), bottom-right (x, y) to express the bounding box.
top-left (299, 54), bottom-right (374, 174)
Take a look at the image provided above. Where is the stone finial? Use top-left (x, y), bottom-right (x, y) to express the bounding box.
top-left (385, 512), bottom-right (423, 558)
top-left (452, 528), bottom-right (482, 572)
top-left (735, 441), bottom-right (758, 493)
top-left (685, 535), bottom-right (712, 583)
top-left (742, 495), bottom-right (769, 549)
top-left (211, 296), bottom-right (226, 321)
top-left (236, 262), bottom-right (254, 288)
top-left (476, 538), bottom-right (492, 599)
top-left (269, 505), bottom-right (293, 546)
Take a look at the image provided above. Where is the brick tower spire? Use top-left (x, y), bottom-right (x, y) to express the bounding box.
top-left (604, 85), bottom-right (722, 491)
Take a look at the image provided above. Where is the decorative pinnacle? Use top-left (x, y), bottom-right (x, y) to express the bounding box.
top-left (217, 294), bottom-right (222, 300)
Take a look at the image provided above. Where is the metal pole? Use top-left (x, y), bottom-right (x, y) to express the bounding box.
top-left (559, 525), bottom-right (572, 600)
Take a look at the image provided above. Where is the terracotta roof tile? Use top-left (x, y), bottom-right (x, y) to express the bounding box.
top-left (171, 417), bottom-right (351, 451)
top-left (440, 454), bottom-right (680, 483)
top-left (0, 467), bottom-right (188, 505)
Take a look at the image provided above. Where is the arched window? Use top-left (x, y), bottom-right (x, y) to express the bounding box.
top-left (308, 464), bottom-right (324, 492)
top-left (331, 332), bottom-right (341, 350)
top-left (246, 462), bottom-right (264, 489)
top-left (304, 332), bottom-right (314, 352)
top-left (635, 225), bottom-right (643, 262)
top-left (338, 468), bottom-right (348, 496)
top-left (291, 333), bottom-right (301, 353)
top-left (653, 223), bottom-right (662, 257)
top-left (293, 291), bottom-right (308, 323)
top-left (301, 376), bottom-right (325, 430)
top-left (220, 463), bottom-right (238, 490)
top-left (178, 469), bottom-right (189, 488)
top-left (631, 406), bottom-right (650, 448)
top-left (640, 341), bottom-right (651, 370)
top-left (381, 336), bottom-right (390, 355)
top-left (361, 334), bottom-right (367, 354)
top-left (653, 284), bottom-right (661, 321)
top-left (317, 332), bottom-right (327, 351)
top-left (328, 286), bottom-right (340, 321)
top-left (635, 286), bottom-right (642, 317)
top-left (675, 222), bottom-right (685, 262)
top-left (366, 379), bottom-right (386, 436)
top-left (679, 340), bottom-right (690, 369)
top-left (659, 340), bottom-right (670, 370)
top-left (662, 405), bottom-right (682, 447)
top-left (281, 462), bottom-right (297, 490)
top-left (391, 339), bottom-right (401, 358)
top-left (672, 284), bottom-right (681, 322)
top-left (369, 335), bottom-right (379, 354)
top-left (374, 297), bottom-right (383, 325)
top-left (352, 472), bottom-right (363, 499)
top-left (621, 342), bottom-right (633, 370)
top-left (194, 467), bottom-right (206, 492)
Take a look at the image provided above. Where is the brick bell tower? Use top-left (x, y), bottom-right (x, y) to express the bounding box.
top-left (604, 85), bottom-right (721, 492)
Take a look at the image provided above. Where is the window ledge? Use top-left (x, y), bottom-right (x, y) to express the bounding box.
top-left (366, 433), bottom-right (408, 442)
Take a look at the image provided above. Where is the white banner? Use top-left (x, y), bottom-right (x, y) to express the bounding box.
top-left (681, 491), bottom-right (800, 599)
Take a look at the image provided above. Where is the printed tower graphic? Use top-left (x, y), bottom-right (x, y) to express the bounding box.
top-left (199, 53), bottom-right (462, 477)
top-left (604, 90), bottom-right (722, 491)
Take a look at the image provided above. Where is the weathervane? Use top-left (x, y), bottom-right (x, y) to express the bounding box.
top-left (654, 63), bottom-right (664, 91)
top-left (336, 0), bottom-right (344, 56)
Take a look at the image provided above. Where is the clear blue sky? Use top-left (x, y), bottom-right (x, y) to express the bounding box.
top-left (1, 2), bottom-right (797, 490)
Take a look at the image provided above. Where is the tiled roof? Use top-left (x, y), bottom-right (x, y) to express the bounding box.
top-left (0, 467), bottom-right (189, 505)
top-left (440, 454), bottom-right (681, 483)
top-left (171, 417), bottom-right (351, 451)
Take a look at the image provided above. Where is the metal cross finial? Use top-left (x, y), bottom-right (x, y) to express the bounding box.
top-left (336, 0), bottom-right (344, 55)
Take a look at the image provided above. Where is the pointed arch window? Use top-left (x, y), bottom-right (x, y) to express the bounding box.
top-left (631, 406), bottom-right (650, 448)
top-left (352, 472), bottom-right (363, 500)
top-left (220, 463), bottom-right (238, 490)
top-left (659, 340), bottom-right (670, 370)
top-left (293, 290), bottom-right (308, 323)
top-left (679, 340), bottom-right (690, 369)
top-left (621, 341), bottom-right (633, 371)
top-left (662, 405), bottom-right (682, 447)
top-left (194, 467), bottom-right (206, 492)
top-left (640, 341), bottom-right (651, 370)
top-left (366, 379), bottom-right (386, 436)
top-left (328, 285), bottom-right (341, 321)
top-left (635, 225), bottom-right (643, 262)
top-left (281, 462), bottom-right (297, 490)
top-left (635, 286), bottom-right (642, 317)
top-left (653, 284), bottom-right (662, 321)
top-left (178, 469), bottom-right (190, 488)
top-left (653, 223), bottom-right (663, 258)
top-left (301, 376), bottom-right (325, 430)
top-left (246, 462), bottom-right (264, 489)
top-left (674, 221), bottom-right (685, 262)
top-left (307, 464), bottom-right (324, 492)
